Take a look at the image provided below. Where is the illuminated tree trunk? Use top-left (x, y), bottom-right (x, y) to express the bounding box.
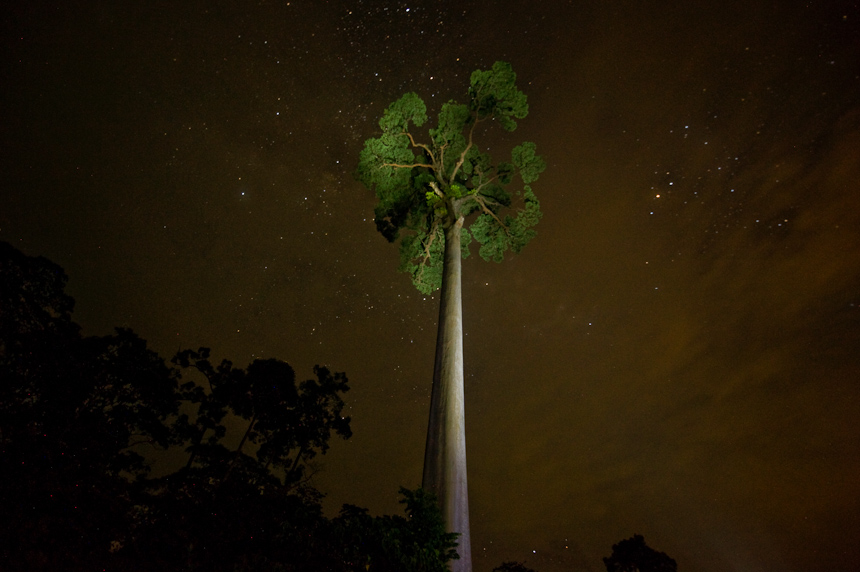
top-left (423, 215), bottom-right (472, 572)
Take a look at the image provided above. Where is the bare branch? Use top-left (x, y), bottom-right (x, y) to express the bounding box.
top-left (404, 131), bottom-right (435, 163)
top-left (473, 195), bottom-right (512, 236)
top-left (415, 221), bottom-right (440, 286)
top-left (449, 114), bottom-right (481, 185)
top-left (448, 136), bottom-right (474, 183)
top-left (423, 221), bottom-right (440, 262)
top-left (288, 445), bottom-right (307, 477)
top-left (121, 436), bottom-right (161, 451)
top-left (437, 143), bottom-right (449, 184)
top-left (428, 181), bottom-right (445, 199)
top-left (471, 171), bottom-right (500, 195)
top-left (381, 162), bottom-right (434, 170)
top-left (285, 459), bottom-right (322, 493)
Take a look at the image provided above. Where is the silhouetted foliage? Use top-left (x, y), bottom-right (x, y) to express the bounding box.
top-left (604, 534), bottom-right (678, 572)
top-left (332, 487), bottom-right (460, 572)
top-left (493, 561), bottom-right (539, 572)
top-left (0, 241), bottom-right (457, 571)
top-left (1, 242), bottom-right (180, 569)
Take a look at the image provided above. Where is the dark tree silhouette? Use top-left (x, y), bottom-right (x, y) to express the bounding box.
top-left (1, 241), bottom-right (458, 571)
top-left (493, 561), bottom-right (539, 572)
top-left (1, 242), bottom-right (180, 569)
top-left (356, 61), bottom-right (545, 572)
top-left (133, 350), bottom-right (353, 571)
top-left (169, 347), bottom-right (351, 490)
top-left (333, 487), bottom-right (460, 572)
top-left (603, 534), bottom-right (678, 572)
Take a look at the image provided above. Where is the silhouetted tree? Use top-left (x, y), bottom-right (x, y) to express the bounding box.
top-left (1, 242), bottom-right (180, 569)
top-left (169, 347), bottom-right (351, 489)
top-left (493, 561), bottom-right (539, 572)
top-left (0, 241), bottom-right (457, 571)
top-left (603, 534), bottom-right (678, 572)
top-left (333, 487), bottom-right (460, 572)
top-left (356, 61), bottom-right (546, 572)
top-left (128, 349), bottom-right (353, 571)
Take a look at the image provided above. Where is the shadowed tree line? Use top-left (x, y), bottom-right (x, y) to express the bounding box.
top-left (1, 241), bottom-right (677, 571)
top-left (494, 534), bottom-right (677, 572)
top-left (0, 241), bottom-right (458, 571)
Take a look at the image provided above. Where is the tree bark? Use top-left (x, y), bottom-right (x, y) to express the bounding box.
top-left (422, 215), bottom-right (472, 572)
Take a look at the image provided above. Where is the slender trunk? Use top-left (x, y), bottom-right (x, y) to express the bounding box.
top-left (185, 427), bottom-right (207, 469)
top-left (422, 216), bottom-right (472, 572)
top-left (221, 415), bottom-right (256, 485)
top-left (234, 415), bottom-right (256, 457)
top-left (288, 445), bottom-right (306, 479)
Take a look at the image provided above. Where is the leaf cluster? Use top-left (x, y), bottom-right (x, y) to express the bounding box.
top-left (356, 62), bottom-right (547, 293)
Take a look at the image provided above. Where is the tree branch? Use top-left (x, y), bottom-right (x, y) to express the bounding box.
top-left (404, 131), bottom-right (435, 163)
top-left (428, 181), bottom-right (445, 199)
top-left (422, 221), bottom-right (440, 262)
top-left (234, 415), bottom-right (256, 457)
top-left (121, 436), bottom-right (160, 451)
top-left (471, 170), bottom-right (500, 195)
top-left (414, 221), bottom-right (440, 287)
top-left (219, 414), bottom-right (256, 486)
top-left (449, 114), bottom-right (481, 184)
top-left (381, 162), bottom-right (434, 170)
top-left (437, 143), bottom-right (449, 185)
top-left (473, 195), bottom-right (512, 236)
top-left (285, 458), bottom-right (321, 493)
top-left (188, 360), bottom-right (215, 393)
top-left (288, 445), bottom-right (307, 480)
top-left (184, 427), bottom-right (206, 468)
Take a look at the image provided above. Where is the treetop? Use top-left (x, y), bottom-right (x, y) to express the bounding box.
top-left (356, 61), bottom-right (546, 293)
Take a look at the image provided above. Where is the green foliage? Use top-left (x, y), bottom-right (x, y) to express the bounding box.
top-left (398, 226), bottom-right (445, 294)
top-left (356, 61), bottom-right (546, 292)
top-left (380, 91), bottom-right (428, 132)
top-left (469, 61), bottom-right (529, 130)
top-left (471, 187), bottom-right (542, 262)
top-left (512, 142), bottom-right (545, 184)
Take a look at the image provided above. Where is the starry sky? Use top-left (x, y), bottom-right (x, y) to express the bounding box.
top-left (2, 1), bottom-right (859, 570)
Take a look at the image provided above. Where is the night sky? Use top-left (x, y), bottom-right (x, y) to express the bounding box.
top-left (3, 1), bottom-right (859, 571)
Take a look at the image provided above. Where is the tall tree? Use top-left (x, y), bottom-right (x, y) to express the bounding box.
top-left (356, 61), bottom-right (546, 571)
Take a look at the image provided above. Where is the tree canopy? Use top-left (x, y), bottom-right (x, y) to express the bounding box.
top-left (0, 240), bottom-right (458, 571)
top-left (356, 61), bottom-right (546, 294)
